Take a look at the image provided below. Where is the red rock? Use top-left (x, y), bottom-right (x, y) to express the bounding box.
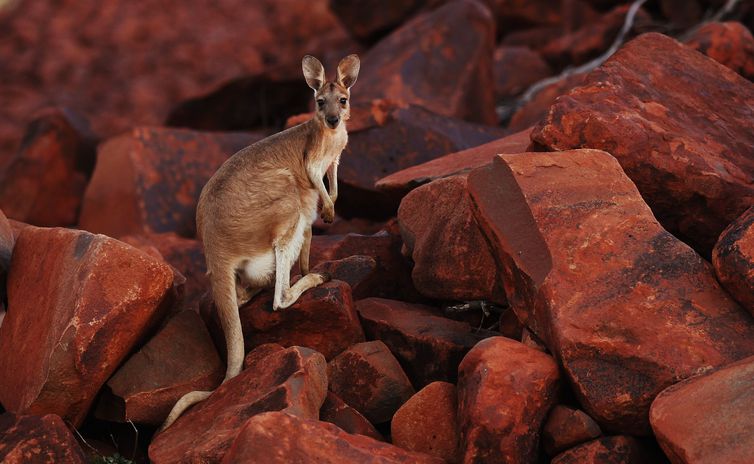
top-left (0, 209), bottom-right (13, 312)
top-left (398, 176), bottom-right (505, 304)
top-left (712, 206), bottom-right (754, 315)
top-left (376, 128), bottom-right (532, 198)
top-left (320, 391), bottom-right (384, 441)
top-left (520, 327), bottom-right (547, 352)
top-left (486, 0), bottom-right (597, 31)
top-left (685, 21), bottom-right (754, 81)
top-left (551, 436), bottom-right (654, 464)
top-left (356, 0), bottom-right (497, 125)
top-left (311, 255), bottom-right (379, 300)
top-left (0, 0), bottom-right (349, 161)
top-left (0, 109), bottom-right (96, 227)
top-left (95, 310), bottom-right (223, 425)
top-left (356, 298), bottom-right (492, 386)
top-left (329, 0), bottom-right (439, 44)
top-left (78, 127), bottom-right (262, 238)
top-left (457, 336), bottom-right (560, 463)
top-left (507, 72), bottom-right (586, 131)
top-left (0, 226), bottom-right (174, 426)
top-left (243, 342), bottom-right (285, 370)
top-left (222, 411), bottom-right (443, 463)
top-left (328, 340), bottom-right (415, 424)
top-left (391, 381), bottom-right (459, 461)
top-left (543, 405), bottom-right (602, 456)
top-left (501, 25), bottom-right (565, 50)
top-left (467, 150), bottom-right (754, 434)
top-left (659, 0), bottom-right (703, 28)
top-left (148, 345), bottom-right (327, 464)
top-left (650, 355), bottom-right (754, 464)
top-left (338, 103), bottom-right (507, 219)
top-left (532, 33), bottom-right (754, 255)
top-left (314, 216), bottom-right (388, 236)
top-left (494, 46), bottom-right (551, 99)
top-left (0, 413), bottom-right (86, 464)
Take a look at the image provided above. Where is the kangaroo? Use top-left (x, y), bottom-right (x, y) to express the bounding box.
top-left (159, 54), bottom-right (360, 431)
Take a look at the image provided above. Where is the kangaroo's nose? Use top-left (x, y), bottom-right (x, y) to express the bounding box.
top-left (326, 116), bottom-right (339, 128)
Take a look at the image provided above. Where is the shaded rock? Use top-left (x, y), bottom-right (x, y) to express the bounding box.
top-left (311, 255), bottom-right (379, 300)
top-left (328, 340), bottom-right (415, 424)
top-left (650, 354), bottom-right (754, 464)
top-left (376, 128), bottom-right (532, 205)
top-left (243, 342), bottom-right (285, 370)
top-left (320, 391), bottom-right (384, 441)
top-left (685, 21), bottom-right (754, 81)
top-left (457, 336), bottom-right (560, 463)
top-left (96, 310), bottom-right (223, 425)
top-left (391, 381), bottom-right (459, 461)
top-left (543, 405), bottom-right (602, 456)
top-left (0, 108), bottom-right (97, 227)
top-left (551, 436), bottom-right (654, 464)
top-left (493, 46), bottom-right (551, 100)
top-left (356, 0), bottom-right (497, 125)
top-left (0, 226), bottom-right (174, 426)
top-left (148, 345), bottom-right (327, 464)
top-left (532, 33), bottom-right (754, 255)
top-left (79, 127), bottom-right (262, 238)
top-left (486, 0), bottom-right (597, 31)
top-left (357, 298), bottom-right (492, 386)
top-left (501, 25), bottom-right (565, 50)
top-left (398, 176), bottom-right (505, 304)
top-left (659, 0), bottom-right (703, 28)
top-left (0, 413), bottom-right (86, 463)
top-left (0, 209), bottom-right (13, 312)
top-left (467, 150), bottom-right (754, 434)
top-left (222, 411), bottom-right (443, 463)
top-left (712, 206), bottom-right (754, 315)
top-left (507, 72), bottom-right (586, 131)
top-left (329, 0), bottom-right (437, 44)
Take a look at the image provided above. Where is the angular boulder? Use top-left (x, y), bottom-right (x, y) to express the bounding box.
top-left (0, 413), bottom-right (86, 464)
top-left (79, 127), bottom-right (261, 238)
top-left (148, 345), bottom-right (327, 464)
top-left (222, 411), bottom-right (443, 463)
top-left (0, 226), bottom-right (174, 426)
top-left (712, 206), bottom-right (754, 315)
top-left (356, 298), bottom-right (492, 386)
top-left (493, 46), bottom-right (551, 100)
top-left (0, 108), bottom-right (96, 227)
top-left (328, 340), bottom-right (415, 424)
top-left (96, 310), bottom-right (223, 425)
top-left (457, 337), bottom-right (560, 463)
top-left (543, 405), bottom-right (602, 456)
top-left (650, 355), bottom-right (754, 464)
top-left (532, 33), bottom-right (754, 254)
top-left (320, 392), bottom-right (384, 441)
top-left (685, 21), bottom-right (754, 81)
top-left (467, 150), bottom-right (754, 434)
top-left (398, 176), bottom-right (505, 304)
top-left (310, 255), bottom-right (378, 300)
top-left (551, 436), bottom-right (654, 464)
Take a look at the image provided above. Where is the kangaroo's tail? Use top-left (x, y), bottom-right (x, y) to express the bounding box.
top-left (158, 267), bottom-right (244, 432)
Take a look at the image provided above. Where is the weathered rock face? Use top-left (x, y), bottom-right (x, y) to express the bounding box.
top-left (78, 127), bottom-right (262, 238)
top-left (376, 128), bottom-right (532, 198)
top-left (338, 102), bottom-right (507, 219)
top-left (398, 176), bottom-right (505, 304)
top-left (685, 21), bottom-right (754, 81)
top-left (391, 381), bottom-right (459, 462)
top-left (222, 411), bottom-right (444, 463)
top-left (712, 206), bottom-right (754, 315)
top-left (328, 340), bottom-right (415, 424)
top-left (467, 150), bottom-right (754, 434)
top-left (356, 298), bottom-right (491, 386)
top-left (0, 226), bottom-right (174, 426)
top-left (457, 336), bottom-right (560, 464)
top-left (543, 405), bottom-right (602, 456)
top-left (0, 109), bottom-right (97, 227)
top-left (507, 72), bottom-right (586, 131)
top-left (532, 32), bottom-right (754, 255)
top-left (0, 413), bottom-right (87, 464)
top-left (355, 0), bottom-right (497, 125)
top-left (320, 392), bottom-right (384, 441)
top-left (650, 355), bottom-right (754, 464)
top-left (96, 310), bottom-right (223, 425)
top-left (551, 436), bottom-right (654, 464)
top-left (311, 255), bottom-right (379, 300)
top-left (493, 46), bottom-right (551, 100)
top-left (148, 345), bottom-right (327, 464)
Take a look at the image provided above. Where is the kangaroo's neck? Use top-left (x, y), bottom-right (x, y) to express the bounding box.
top-left (305, 119), bottom-right (347, 164)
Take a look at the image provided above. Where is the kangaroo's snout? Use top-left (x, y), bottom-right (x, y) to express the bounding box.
top-left (326, 116), bottom-right (340, 128)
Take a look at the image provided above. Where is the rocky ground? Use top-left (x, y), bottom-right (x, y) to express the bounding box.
top-left (0, 0), bottom-right (754, 463)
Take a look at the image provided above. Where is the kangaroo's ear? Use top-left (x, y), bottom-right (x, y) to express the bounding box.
top-left (302, 55), bottom-right (325, 91)
top-left (337, 54), bottom-right (360, 89)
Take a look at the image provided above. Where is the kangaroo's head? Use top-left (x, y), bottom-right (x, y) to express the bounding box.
top-left (302, 54), bottom-right (360, 130)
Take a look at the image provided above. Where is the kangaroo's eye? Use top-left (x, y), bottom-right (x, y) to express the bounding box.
top-left (317, 99), bottom-right (325, 107)
top-left (340, 98), bottom-right (348, 105)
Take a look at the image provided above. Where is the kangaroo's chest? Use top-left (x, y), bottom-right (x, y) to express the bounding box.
top-left (308, 130), bottom-right (347, 178)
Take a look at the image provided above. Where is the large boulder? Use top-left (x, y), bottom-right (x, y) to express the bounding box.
top-left (457, 336), bottom-right (560, 463)
top-left (148, 345), bottom-right (327, 463)
top-left (328, 0), bottom-right (437, 44)
top-left (712, 206), bottom-right (754, 315)
top-left (493, 46), bottom-right (551, 100)
top-left (467, 150), bottom-right (754, 434)
top-left (78, 127), bottom-right (261, 238)
top-left (650, 355), bottom-right (754, 464)
top-left (685, 21), bottom-right (754, 81)
top-left (0, 413), bottom-right (87, 463)
top-left (532, 33), bottom-right (754, 255)
top-left (0, 226), bottom-right (175, 426)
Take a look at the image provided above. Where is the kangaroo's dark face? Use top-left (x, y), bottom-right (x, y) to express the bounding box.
top-left (302, 54), bottom-right (360, 130)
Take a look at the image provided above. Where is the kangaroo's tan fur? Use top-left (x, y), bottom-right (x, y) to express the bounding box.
top-left (159, 54), bottom-right (360, 431)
